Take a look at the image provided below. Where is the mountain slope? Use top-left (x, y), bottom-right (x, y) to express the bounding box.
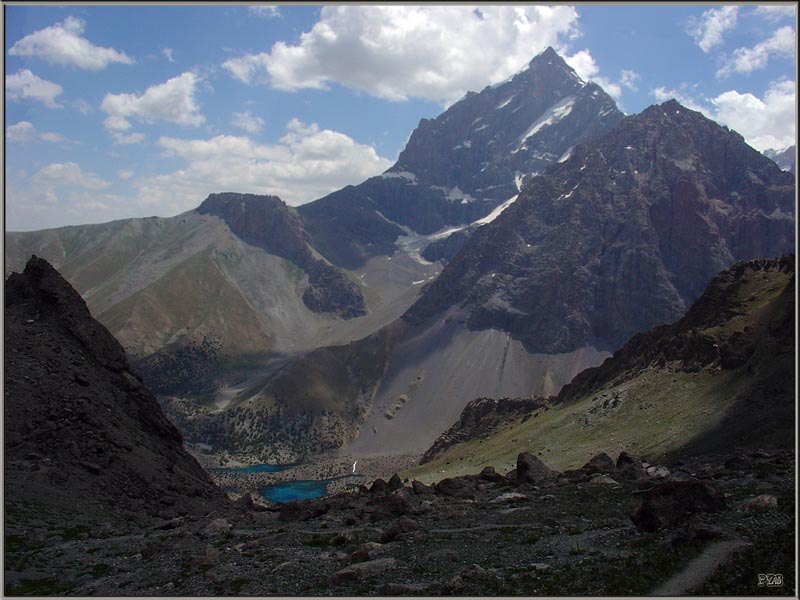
top-left (406, 255), bottom-right (795, 482)
top-left (298, 47), bottom-right (623, 269)
top-left (764, 145), bottom-right (796, 174)
top-left (4, 256), bottom-right (228, 523)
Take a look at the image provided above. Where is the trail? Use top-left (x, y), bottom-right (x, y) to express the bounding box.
top-left (650, 539), bottom-right (751, 596)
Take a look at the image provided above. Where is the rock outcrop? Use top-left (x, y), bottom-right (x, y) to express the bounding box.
top-left (197, 192), bottom-right (365, 319)
top-left (4, 256), bottom-right (228, 523)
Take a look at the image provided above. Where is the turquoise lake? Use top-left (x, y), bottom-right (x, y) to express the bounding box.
top-left (260, 479), bottom-right (332, 503)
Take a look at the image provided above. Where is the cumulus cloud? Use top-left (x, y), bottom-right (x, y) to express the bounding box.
top-left (101, 72), bottom-right (205, 133)
top-left (652, 79), bottom-right (796, 151)
top-left (223, 6), bottom-right (580, 104)
top-left (8, 16), bottom-right (133, 70)
top-left (133, 119), bottom-right (392, 215)
top-left (717, 26), bottom-right (795, 77)
top-left (564, 49), bottom-right (622, 99)
top-left (5, 69), bottom-right (63, 108)
top-left (709, 80), bottom-right (796, 151)
top-left (687, 6), bottom-right (739, 53)
top-left (231, 110), bottom-right (265, 134)
top-left (162, 47), bottom-right (175, 63)
top-left (73, 98), bottom-right (93, 115)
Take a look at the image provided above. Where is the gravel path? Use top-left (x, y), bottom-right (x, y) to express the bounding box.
top-left (650, 538), bottom-right (752, 596)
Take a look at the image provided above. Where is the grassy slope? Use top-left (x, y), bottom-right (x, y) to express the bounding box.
top-left (405, 257), bottom-right (795, 484)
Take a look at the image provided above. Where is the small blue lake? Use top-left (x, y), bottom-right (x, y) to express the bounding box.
top-left (214, 463), bottom-right (288, 474)
top-left (260, 479), bottom-right (333, 503)
top-left (260, 474), bottom-right (365, 504)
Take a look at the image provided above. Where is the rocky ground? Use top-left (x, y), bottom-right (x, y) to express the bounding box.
top-left (4, 447), bottom-right (794, 596)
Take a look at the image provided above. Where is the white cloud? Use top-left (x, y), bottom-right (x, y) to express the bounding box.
top-left (687, 6), bottom-right (739, 53)
top-left (620, 69), bottom-right (640, 92)
top-left (162, 47), bottom-right (175, 62)
top-left (708, 80), bottom-right (796, 151)
top-left (5, 69), bottom-right (63, 108)
top-left (564, 49), bottom-right (622, 99)
top-left (753, 6), bottom-right (796, 22)
top-left (101, 72), bottom-right (205, 131)
top-left (8, 16), bottom-right (133, 70)
top-left (249, 6), bottom-right (281, 18)
top-left (133, 120), bottom-right (392, 215)
top-left (112, 132), bottom-right (146, 145)
top-left (117, 169), bottom-right (135, 180)
top-left (39, 131), bottom-right (66, 143)
top-left (25, 162), bottom-right (111, 207)
top-left (6, 121), bottom-right (68, 143)
top-left (73, 98), bottom-right (93, 115)
top-left (231, 110), bottom-right (265, 134)
top-left (6, 121), bottom-right (36, 142)
top-left (223, 6), bottom-right (580, 104)
top-left (651, 79), bottom-right (796, 151)
top-left (717, 25), bottom-right (795, 77)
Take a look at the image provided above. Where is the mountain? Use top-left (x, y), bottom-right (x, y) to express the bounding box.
top-left (258, 99), bottom-right (795, 459)
top-left (4, 256), bottom-right (228, 524)
top-left (408, 255), bottom-right (795, 480)
top-left (5, 195), bottom-right (439, 395)
top-left (298, 46), bottom-right (623, 268)
top-left (764, 145), bottom-right (796, 174)
top-left (405, 100), bottom-right (796, 354)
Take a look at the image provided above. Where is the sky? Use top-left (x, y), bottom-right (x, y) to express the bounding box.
top-left (3, 3), bottom-right (797, 231)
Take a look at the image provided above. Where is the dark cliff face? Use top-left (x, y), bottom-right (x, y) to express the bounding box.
top-left (4, 256), bottom-right (227, 522)
top-left (299, 47), bottom-right (623, 269)
top-left (197, 192), bottom-right (366, 319)
top-left (404, 100), bottom-right (796, 354)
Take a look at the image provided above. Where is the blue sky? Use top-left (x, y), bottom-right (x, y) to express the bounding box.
top-left (4, 4), bottom-right (797, 231)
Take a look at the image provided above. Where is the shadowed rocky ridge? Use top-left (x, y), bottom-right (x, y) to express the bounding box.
top-left (4, 256), bottom-right (229, 523)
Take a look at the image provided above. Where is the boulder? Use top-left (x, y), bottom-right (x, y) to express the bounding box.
top-left (516, 453), bottom-right (556, 483)
top-left (350, 542), bottom-right (384, 564)
top-left (631, 479), bottom-right (727, 532)
top-left (588, 474), bottom-right (621, 486)
top-left (199, 517), bottom-right (231, 538)
top-left (412, 480), bottom-right (434, 495)
top-left (478, 466), bottom-right (506, 483)
top-left (368, 493), bottom-right (415, 519)
top-left (739, 494), bottom-right (778, 512)
top-left (387, 473), bottom-right (404, 491)
top-left (490, 492), bottom-right (528, 504)
top-left (332, 558), bottom-right (398, 584)
top-left (646, 466), bottom-right (671, 479)
top-left (380, 517), bottom-right (422, 543)
top-left (616, 451), bottom-right (647, 479)
top-left (435, 477), bottom-right (475, 498)
top-left (582, 453), bottom-right (616, 474)
top-left (370, 479), bottom-right (389, 495)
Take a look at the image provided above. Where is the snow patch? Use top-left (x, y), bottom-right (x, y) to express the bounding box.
top-left (558, 183), bottom-right (579, 201)
top-left (474, 194), bottom-right (519, 226)
top-left (558, 146), bottom-right (574, 163)
top-left (474, 124), bottom-right (489, 132)
top-left (496, 95), bottom-right (515, 110)
top-left (381, 170), bottom-right (418, 183)
top-left (514, 96), bottom-right (576, 151)
top-left (444, 186), bottom-right (476, 203)
top-left (454, 140), bottom-right (473, 150)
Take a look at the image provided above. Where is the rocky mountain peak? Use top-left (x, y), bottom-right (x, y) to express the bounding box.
top-left (403, 98), bottom-right (795, 355)
top-left (300, 47), bottom-right (623, 267)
